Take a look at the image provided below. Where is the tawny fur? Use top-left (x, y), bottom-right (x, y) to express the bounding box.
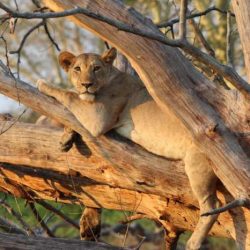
top-left (37, 48), bottom-right (220, 250)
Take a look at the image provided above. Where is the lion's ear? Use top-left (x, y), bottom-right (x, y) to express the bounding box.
top-left (58, 51), bottom-right (76, 72)
top-left (102, 48), bottom-right (117, 64)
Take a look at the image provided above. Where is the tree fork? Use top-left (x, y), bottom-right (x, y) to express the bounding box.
top-left (40, 0), bottom-right (250, 202)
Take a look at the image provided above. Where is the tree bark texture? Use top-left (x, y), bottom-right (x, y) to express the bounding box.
top-left (232, 0), bottom-right (250, 82)
top-left (0, 232), bottom-right (127, 250)
top-left (0, 0), bottom-right (249, 248)
top-left (0, 121), bottom-right (249, 248)
top-left (41, 0), bottom-right (250, 201)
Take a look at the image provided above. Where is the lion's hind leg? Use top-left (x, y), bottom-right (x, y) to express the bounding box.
top-left (184, 147), bottom-right (220, 250)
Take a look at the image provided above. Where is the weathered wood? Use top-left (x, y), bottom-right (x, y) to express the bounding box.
top-left (232, 0), bottom-right (250, 82)
top-left (0, 232), bottom-right (128, 250)
top-left (41, 0), bottom-right (250, 201)
top-left (0, 122), bottom-right (250, 248)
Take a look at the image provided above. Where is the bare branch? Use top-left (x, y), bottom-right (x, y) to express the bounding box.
top-left (43, 21), bottom-right (60, 51)
top-left (0, 198), bottom-right (35, 236)
top-left (188, 17), bottom-right (229, 89)
top-left (189, 18), bottom-right (215, 57)
top-left (179, 0), bottom-right (188, 40)
top-left (29, 202), bottom-right (55, 237)
top-left (0, 122), bottom-right (249, 243)
top-left (180, 40), bottom-right (250, 97)
top-left (9, 20), bottom-right (44, 78)
top-left (35, 200), bottom-right (79, 230)
top-left (0, 36), bottom-right (12, 74)
top-left (226, 11), bottom-right (234, 67)
top-left (157, 5), bottom-right (235, 28)
top-left (202, 198), bottom-right (250, 216)
top-left (0, 109), bottom-right (27, 135)
top-left (0, 232), bottom-right (128, 250)
top-left (0, 217), bottom-right (26, 235)
top-left (0, 3), bottom-right (249, 98)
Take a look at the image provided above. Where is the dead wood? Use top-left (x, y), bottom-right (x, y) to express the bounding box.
top-left (0, 122), bottom-right (249, 248)
top-left (0, 232), bottom-right (128, 250)
top-left (232, 0), bottom-right (250, 82)
top-left (41, 0), bottom-right (250, 202)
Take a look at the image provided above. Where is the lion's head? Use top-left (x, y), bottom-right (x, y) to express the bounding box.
top-left (58, 48), bottom-right (117, 102)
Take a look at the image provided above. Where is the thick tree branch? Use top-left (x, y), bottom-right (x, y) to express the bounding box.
top-left (0, 232), bottom-right (128, 250)
top-left (0, 1), bottom-right (249, 201)
top-left (0, 0), bottom-right (249, 206)
top-left (0, 1), bottom-right (249, 246)
top-left (0, 2), bottom-right (249, 97)
top-left (41, 0), bottom-right (250, 202)
top-left (0, 122), bottom-right (249, 247)
top-left (232, 0), bottom-right (250, 82)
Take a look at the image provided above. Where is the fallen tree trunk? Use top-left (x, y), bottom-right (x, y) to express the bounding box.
top-left (41, 0), bottom-right (250, 201)
top-left (0, 232), bottom-right (127, 250)
top-left (0, 121), bottom-right (249, 248)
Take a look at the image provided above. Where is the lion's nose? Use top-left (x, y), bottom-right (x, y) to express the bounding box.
top-left (81, 83), bottom-right (93, 88)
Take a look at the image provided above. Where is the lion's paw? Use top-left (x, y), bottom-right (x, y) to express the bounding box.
top-left (36, 79), bottom-right (48, 92)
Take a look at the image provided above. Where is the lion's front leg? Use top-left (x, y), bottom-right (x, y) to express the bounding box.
top-left (37, 79), bottom-right (79, 152)
top-left (37, 79), bottom-right (77, 108)
top-left (60, 127), bottom-right (77, 152)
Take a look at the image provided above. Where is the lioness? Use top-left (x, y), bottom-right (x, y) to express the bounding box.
top-left (37, 48), bottom-right (219, 250)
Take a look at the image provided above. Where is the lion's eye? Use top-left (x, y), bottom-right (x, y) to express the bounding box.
top-left (74, 66), bottom-right (81, 72)
top-left (93, 65), bottom-right (101, 72)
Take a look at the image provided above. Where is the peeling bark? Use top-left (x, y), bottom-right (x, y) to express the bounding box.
top-left (41, 0), bottom-right (250, 201)
top-left (0, 122), bottom-right (249, 248)
top-left (0, 0), bottom-right (249, 248)
top-left (0, 232), bottom-right (127, 250)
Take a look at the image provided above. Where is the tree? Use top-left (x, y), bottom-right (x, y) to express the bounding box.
top-left (0, 0), bottom-right (249, 249)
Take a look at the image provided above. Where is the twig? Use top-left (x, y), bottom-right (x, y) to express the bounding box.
top-left (35, 200), bottom-right (79, 230)
top-left (0, 199), bottom-right (35, 236)
top-left (226, 11), bottom-right (233, 67)
top-left (189, 18), bottom-right (215, 57)
top-left (0, 3), bottom-right (249, 97)
top-left (0, 36), bottom-right (11, 73)
top-left (188, 16), bottom-right (228, 88)
top-left (202, 198), bottom-right (250, 216)
top-left (132, 236), bottom-right (146, 250)
top-left (43, 20), bottom-right (60, 51)
top-left (9, 20), bottom-right (44, 79)
top-left (29, 202), bottom-right (55, 237)
top-left (0, 216), bottom-right (26, 235)
top-left (0, 108), bottom-right (27, 135)
top-left (8, 17), bottom-right (60, 78)
top-left (179, 0), bottom-right (188, 40)
top-left (157, 5), bottom-right (235, 28)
